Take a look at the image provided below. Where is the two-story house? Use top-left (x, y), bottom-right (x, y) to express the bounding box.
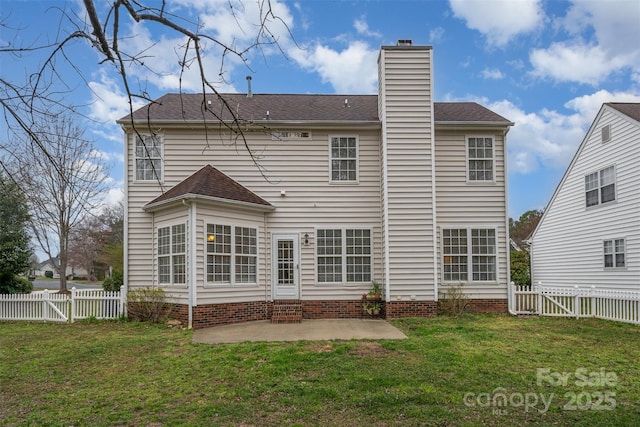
top-left (531, 103), bottom-right (640, 289)
top-left (119, 41), bottom-right (513, 329)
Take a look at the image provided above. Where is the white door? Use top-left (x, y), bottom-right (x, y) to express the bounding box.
top-left (272, 234), bottom-right (300, 299)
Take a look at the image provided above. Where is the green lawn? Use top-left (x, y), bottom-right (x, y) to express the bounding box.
top-left (1, 315), bottom-right (639, 426)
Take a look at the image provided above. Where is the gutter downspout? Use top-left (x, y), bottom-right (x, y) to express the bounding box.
top-left (183, 199), bottom-right (197, 329)
top-left (429, 52), bottom-right (439, 303)
top-left (503, 127), bottom-right (517, 316)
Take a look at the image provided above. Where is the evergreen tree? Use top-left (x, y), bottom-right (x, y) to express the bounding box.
top-left (0, 173), bottom-right (33, 293)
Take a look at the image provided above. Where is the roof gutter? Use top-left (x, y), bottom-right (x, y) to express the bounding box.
top-left (144, 193), bottom-right (275, 213)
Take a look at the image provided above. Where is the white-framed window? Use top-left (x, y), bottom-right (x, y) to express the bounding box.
top-left (206, 224), bottom-right (257, 285)
top-left (317, 228), bottom-right (371, 283)
top-left (442, 227), bottom-right (497, 282)
top-left (585, 165), bottom-right (615, 207)
top-left (329, 136), bottom-right (358, 182)
top-left (604, 239), bottom-right (625, 268)
top-left (135, 134), bottom-right (163, 181)
top-left (467, 136), bottom-right (494, 182)
top-left (157, 223), bottom-right (186, 285)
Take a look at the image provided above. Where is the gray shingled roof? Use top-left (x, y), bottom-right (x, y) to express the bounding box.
top-left (119, 93), bottom-right (512, 125)
top-left (607, 103), bottom-right (640, 122)
top-left (144, 165), bottom-right (273, 210)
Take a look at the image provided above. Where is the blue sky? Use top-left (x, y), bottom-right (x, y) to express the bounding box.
top-left (2, 0), bottom-right (640, 219)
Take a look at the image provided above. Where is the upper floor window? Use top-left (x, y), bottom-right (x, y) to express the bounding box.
top-left (585, 166), bottom-right (615, 207)
top-left (135, 134), bottom-right (163, 181)
top-left (330, 136), bottom-right (358, 182)
top-left (604, 239), bottom-right (625, 268)
top-left (442, 227), bottom-right (497, 282)
top-left (158, 223), bottom-right (186, 285)
top-left (467, 137), bottom-right (494, 181)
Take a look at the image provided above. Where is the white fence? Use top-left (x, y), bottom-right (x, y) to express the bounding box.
top-left (0, 288), bottom-right (125, 323)
top-left (511, 282), bottom-right (640, 325)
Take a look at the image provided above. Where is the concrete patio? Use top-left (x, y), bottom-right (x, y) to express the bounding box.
top-left (192, 319), bottom-right (407, 344)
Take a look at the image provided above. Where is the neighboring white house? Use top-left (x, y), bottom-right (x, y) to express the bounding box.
top-left (530, 103), bottom-right (640, 289)
top-left (35, 257), bottom-right (89, 279)
top-left (119, 41), bottom-right (514, 328)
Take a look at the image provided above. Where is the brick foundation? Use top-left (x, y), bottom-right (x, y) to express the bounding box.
top-left (465, 299), bottom-right (508, 313)
top-left (163, 298), bottom-right (508, 329)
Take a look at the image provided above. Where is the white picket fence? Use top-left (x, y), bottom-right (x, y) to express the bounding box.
top-left (0, 288), bottom-right (125, 323)
top-left (511, 282), bottom-right (640, 325)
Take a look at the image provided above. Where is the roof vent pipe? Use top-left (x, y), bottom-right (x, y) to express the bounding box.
top-left (397, 39), bottom-right (412, 46)
top-left (246, 76), bottom-right (253, 98)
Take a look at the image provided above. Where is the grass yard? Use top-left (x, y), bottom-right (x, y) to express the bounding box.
top-left (1, 315), bottom-right (639, 426)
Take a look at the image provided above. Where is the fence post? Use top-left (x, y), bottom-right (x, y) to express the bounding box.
top-left (43, 289), bottom-right (49, 321)
top-left (574, 285), bottom-right (580, 319)
top-left (536, 282), bottom-right (542, 315)
top-left (590, 285), bottom-right (596, 318)
top-left (71, 287), bottom-right (76, 323)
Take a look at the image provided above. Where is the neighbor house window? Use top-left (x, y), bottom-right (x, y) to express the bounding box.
top-left (157, 223), bottom-right (186, 285)
top-left (317, 228), bottom-right (371, 283)
top-left (442, 228), bottom-right (496, 282)
top-left (206, 224), bottom-right (257, 284)
top-left (135, 134), bottom-right (163, 181)
top-left (467, 137), bottom-right (494, 181)
top-left (604, 239), bottom-right (625, 268)
top-left (330, 136), bottom-right (358, 182)
top-left (585, 165), bottom-right (615, 207)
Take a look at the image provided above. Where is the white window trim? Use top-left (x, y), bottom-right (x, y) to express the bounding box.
top-left (134, 133), bottom-right (164, 182)
top-left (328, 135), bottom-right (360, 184)
top-left (603, 238), bottom-right (626, 270)
top-left (440, 226), bottom-right (499, 284)
top-left (204, 222), bottom-right (259, 287)
top-left (465, 135), bottom-right (496, 184)
top-left (315, 226), bottom-right (373, 285)
top-left (156, 222), bottom-right (187, 286)
top-left (585, 164), bottom-right (617, 208)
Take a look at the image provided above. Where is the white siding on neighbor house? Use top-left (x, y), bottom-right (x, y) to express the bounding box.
top-left (379, 46), bottom-right (436, 300)
top-left (434, 129), bottom-right (509, 299)
top-left (532, 106), bottom-right (640, 289)
top-left (126, 127), bottom-right (383, 302)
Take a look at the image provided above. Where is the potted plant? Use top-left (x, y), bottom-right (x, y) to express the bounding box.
top-left (372, 281), bottom-right (382, 299)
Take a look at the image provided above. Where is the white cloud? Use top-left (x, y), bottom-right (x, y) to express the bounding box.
top-left (289, 41), bottom-right (378, 93)
top-left (530, 42), bottom-right (633, 85)
top-left (354, 17), bottom-right (382, 38)
top-left (449, 0), bottom-right (544, 47)
top-left (487, 89), bottom-right (640, 174)
top-left (529, 1), bottom-right (640, 85)
top-left (481, 68), bottom-right (505, 80)
top-left (429, 27), bottom-right (445, 44)
top-left (87, 72), bottom-right (146, 125)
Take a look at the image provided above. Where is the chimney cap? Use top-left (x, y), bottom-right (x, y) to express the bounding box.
top-left (397, 39), bottom-right (412, 46)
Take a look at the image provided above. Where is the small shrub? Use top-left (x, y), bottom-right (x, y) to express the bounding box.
top-left (44, 270), bottom-right (54, 279)
top-left (127, 286), bottom-right (172, 323)
top-left (438, 283), bottom-right (469, 317)
top-left (102, 269), bottom-right (123, 292)
top-left (0, 275), bottom-right (33, 294)
top-left (510, 251), bottom-right (531, 287)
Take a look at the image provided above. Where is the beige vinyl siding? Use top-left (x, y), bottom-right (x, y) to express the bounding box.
top-left (196, 204), bottom-right (267, 305)
top-left (150, 205), bottom-right (190, 303)
top-left (126, 127), bottom-right (383, 301)
top-left (532, 107), bottom-right (640, 290)
top-left (434, 129), bottom-right (508, 299)
top-left (379, 46), bottom-right (435, 300)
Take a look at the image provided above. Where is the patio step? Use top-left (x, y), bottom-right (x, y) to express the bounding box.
top-left (271, 300), bottom-right (302, 324)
